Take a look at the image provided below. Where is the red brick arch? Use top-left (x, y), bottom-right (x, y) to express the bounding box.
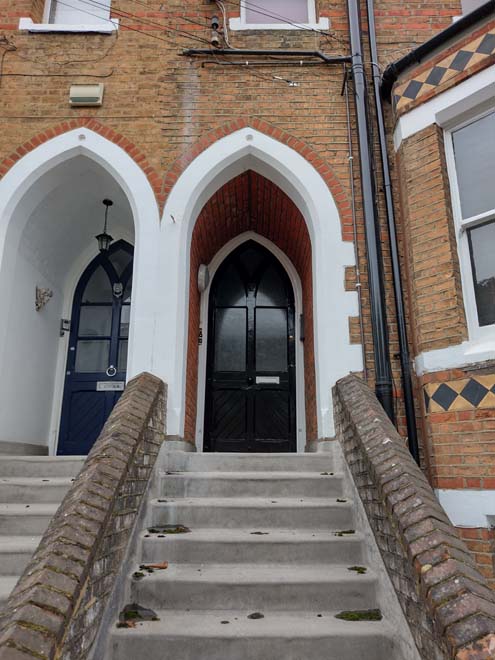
top-left (0, 118), bottom-right (163, 207)
top-left (185, 170), bottom-right (317, 445)
top-left (162, 117), bottom-right (354, 242)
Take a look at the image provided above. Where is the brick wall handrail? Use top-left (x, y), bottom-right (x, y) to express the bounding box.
top-left (334, 374), bottom-right (495, 660)
top-left (0, 372), bottom-right (166, 660)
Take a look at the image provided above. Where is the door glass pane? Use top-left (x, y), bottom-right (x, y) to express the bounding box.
top-left (82, 266), bottom-right (113, 303)
top-left (257, 265), bottom-right (287, 306)
top-left (214, 308), bottom-right (246, 372)
top-left (120, 305), bottom-right (131, 337)
top-left (245, 0), bottom-right (309, 23)
top-left (453, 112), bottom-right (495, 218)
top-left (78, 306), bottom-right (112, 337)
top-left (256, 308), bottom-right (287, 371)
top-left (468, 220), bottom-right (495, 326)
top-left (239, 246), bottom-right (264, 278)
top-left (118, 340), bottom-right (128, 372)
top-left (215, 264), bottom-right (246, 306)
top-left (75, 340), bottom-right (110, 372)
top-left (110, 248), bottom-right (133, 278)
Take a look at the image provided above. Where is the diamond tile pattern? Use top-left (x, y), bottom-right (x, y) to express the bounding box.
top-left (393, 27), bottom-right (495, 113)
top-left (424, 375), bottom-right (495, 413)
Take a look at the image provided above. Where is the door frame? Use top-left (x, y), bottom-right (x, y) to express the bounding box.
top-left (195, 231), bottom-right (306, 452)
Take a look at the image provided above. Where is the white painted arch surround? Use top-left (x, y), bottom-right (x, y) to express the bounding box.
top-left (0, 128), bottom-right (160, 452)
top-left (159, 127), bottom-right (361, 443)
top-left (195, 231), bottom-right (307, 452)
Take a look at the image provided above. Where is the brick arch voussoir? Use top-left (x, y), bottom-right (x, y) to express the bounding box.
top-left (162, 117), bottom-right (353, 241)
top-left (0, 118), bottom-right (163, 208)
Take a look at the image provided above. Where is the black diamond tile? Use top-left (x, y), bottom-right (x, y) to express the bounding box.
top-left (450, 50), bottom-right (473, 71)
top-left (491, 383), bottom-right (495, 394)
top-left (425, 66), bottom-right (447, 86)
top-left (476, 33), bottom-right (495, 55)
top-left (424, 389), bottom-right (431, 411)
top-left (431, 384), bottom-right (458, 411)
top-left (460, 379), bottom-right (489, 407)
top-left (402, 80), bottom-right (423, 100)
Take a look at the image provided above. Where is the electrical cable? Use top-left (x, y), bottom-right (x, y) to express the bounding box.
top-left (51, 0), bottom-right (214, 47)
top-left (218, 0), bottom-right (349, 47)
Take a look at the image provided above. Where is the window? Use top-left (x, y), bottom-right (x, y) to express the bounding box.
top-left (230, 0), bottom-right (329, 31)
top-left (19, 0), bottom-right (116, 32)
top-left (47, 0), bottom-right (111, 24)
top-left (448, 109), bottom-right (495, 334)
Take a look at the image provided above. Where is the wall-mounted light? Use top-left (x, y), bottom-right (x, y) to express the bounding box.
top-left (96, 199), bottom-right (114, 253)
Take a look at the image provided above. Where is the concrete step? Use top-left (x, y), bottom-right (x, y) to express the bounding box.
top-left (0, 575), bottom-right (20, 608)
top-left (162, 452), bottom-right (336, 474)
top-left (0, 536), bottom-right (41, 574)
top-left (0, 477), bottom-right (73, 503)
top-left (150, 497), bottom-right (354, 530)
top-left (0, 456), bottom-right (84, 478)
top-left (159, 471), bottom-right (345, 498)
top-left (108, 610), bottom-right (397, 660)
top-left (130, 563), bottom-right (377, 611)
top-left (0, 503), bottom-right (59, 535)
top-left (140, 528), bottom-right (364, 564)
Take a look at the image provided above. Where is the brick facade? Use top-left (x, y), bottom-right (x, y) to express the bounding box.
top-left (3, 0), bottom-right (494, 597)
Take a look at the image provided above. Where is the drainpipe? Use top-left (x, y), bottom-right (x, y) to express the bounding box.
top-left (365, 0), bottom-right (420, 464)
top-left (346, 0), bottom-right (395, 422)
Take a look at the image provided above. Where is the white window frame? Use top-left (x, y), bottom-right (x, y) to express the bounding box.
top-left (19, 0), bottom-right (118, 33)
top-left (230, 0), bottom-right (329, 31)
top-left (445, 106), bottom-right (495, 342)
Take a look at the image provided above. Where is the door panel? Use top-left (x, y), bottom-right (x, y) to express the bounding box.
top-left (58, 241), bottom-right (133, 456)
top-left (204, 241), bottom-right (296, 453)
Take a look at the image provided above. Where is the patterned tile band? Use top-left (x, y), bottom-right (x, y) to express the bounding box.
top-left (424, 375), bottom-right (495, 413)
top-left (393, 28), bottom-right (495, 113)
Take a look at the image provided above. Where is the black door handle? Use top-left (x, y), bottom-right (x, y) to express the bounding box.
top-left (247, 376), bottom-right (254, 385)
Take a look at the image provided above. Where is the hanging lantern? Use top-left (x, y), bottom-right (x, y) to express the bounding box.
top-left (96, 198), bottom-right (114, 252)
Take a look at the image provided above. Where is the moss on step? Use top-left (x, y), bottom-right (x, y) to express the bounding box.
top-left (335, 609), bottom-right (382, 621)
top-left (348, 565), bottom-right (367, 574)
top-left (148, 525), bottom-right (191, 535)
top-left (334, 529), bottom-right (355, 537)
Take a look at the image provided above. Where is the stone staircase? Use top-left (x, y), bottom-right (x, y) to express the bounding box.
top-left (0, 455), bottom-right (84, 607)
top-left (107, 448), bottom-right (417, 660)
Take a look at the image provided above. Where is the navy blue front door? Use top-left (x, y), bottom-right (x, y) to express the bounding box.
top-left (57, 241), bottom-right (133, 455)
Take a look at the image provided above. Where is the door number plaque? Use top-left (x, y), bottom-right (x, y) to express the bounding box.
top-left (97, 381), bottom-right (125, 391)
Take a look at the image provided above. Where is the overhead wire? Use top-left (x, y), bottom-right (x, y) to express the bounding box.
top-left (51, 0), bottom-right (214, 47)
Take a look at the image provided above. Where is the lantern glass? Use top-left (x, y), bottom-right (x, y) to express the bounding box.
top-left (96, 232), bottom-right (113, 253)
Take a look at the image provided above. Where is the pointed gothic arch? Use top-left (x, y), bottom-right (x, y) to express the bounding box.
top-left (0, 128), bottom-right (160, 452)
top-left (157, 127), bottom-right (362, 443)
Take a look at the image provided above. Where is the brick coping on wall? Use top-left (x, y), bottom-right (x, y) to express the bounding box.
top-left (0, 372), bottom-right (166, 660)
top-left (334, 374), bottom-right (495, 660)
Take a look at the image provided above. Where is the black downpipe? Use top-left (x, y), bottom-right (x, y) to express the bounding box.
top-left (365, 0), bottom-right (421, 464)
top-left (346, 0), bottom-right (395, 421)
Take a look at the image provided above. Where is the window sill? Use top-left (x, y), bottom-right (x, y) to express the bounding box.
top-left (229, 17), bottom-right (329, 31)
top-left (415, 334), bottom-right (495, 374)
top-left (19, 17), bottom-right (119, 33)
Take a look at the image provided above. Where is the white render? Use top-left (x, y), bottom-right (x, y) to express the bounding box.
top-left (0, 126), bottom-right (360, 452)
top-left (436, 488), bottom-right (495, 528)
top-left (159, 127), bottom-right (361, 442)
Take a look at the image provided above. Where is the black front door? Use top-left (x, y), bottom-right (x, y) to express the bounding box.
top-left (57, 241), bottom-right (133, 455)
top-left (204, 241), bottom-right (296, 453)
